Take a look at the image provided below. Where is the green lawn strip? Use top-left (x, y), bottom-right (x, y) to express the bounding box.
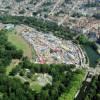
top-left (6, 60), bottom-right (19, 75)
top-left (59, 69), bottom-right (86, 100)
top-left (32, 48), bottom-right (37, 62)
top-left (15, 75), bottom-right (27, 83)
top-left (7, 30), bottom-right (33, 59)
top-left (0, 92), bottom-right (3, 99)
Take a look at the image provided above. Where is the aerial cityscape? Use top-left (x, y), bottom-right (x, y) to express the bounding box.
top-left (0, 0), bottom-right (100, 100)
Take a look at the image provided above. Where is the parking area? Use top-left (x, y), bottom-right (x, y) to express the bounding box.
top-left (21, 27), bottom-right (85, 66)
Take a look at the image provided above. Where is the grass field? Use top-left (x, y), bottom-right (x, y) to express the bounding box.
top-left (7, 30), bottom-right (32, 59)
top-left (59, 69), bottom-right (86, 100)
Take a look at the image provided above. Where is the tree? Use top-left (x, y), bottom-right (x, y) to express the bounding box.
top-left (96, 94), bottom-right (100, 100)
top-left (77, 34), bottom-right (89, 44)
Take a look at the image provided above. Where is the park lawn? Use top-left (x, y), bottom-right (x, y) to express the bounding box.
top-left (59, 69), bottom-right (86, 100)
top-left (15, 74), bottom-right (42, 93)
top-left (6, 59), bottom-right (19, 75)
top-left (7, 30), bottom-right (32, 59)
top-left (30, 82), bottom-right (42, 93)
top-left (29, 75), bottom-right (42, 93)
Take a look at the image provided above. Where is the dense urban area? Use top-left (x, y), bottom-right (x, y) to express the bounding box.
top-left (0, 0), bottom-right (100, 100)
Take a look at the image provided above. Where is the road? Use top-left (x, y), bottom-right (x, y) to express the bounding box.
top-left (49, 0), bottom-right (64, 15)
top-left (34, 0), bottom-right (46, 11)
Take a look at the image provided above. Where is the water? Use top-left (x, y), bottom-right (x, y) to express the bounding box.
top-left (83, 45), bottom-right (100, 67)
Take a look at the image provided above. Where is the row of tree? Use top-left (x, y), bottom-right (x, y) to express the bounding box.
top-left (93, 14), bottom-right (100, 20)
top-left (85, 75), bottom-right (100, 100)
top-left (0, 16), bottom-right (76, 39)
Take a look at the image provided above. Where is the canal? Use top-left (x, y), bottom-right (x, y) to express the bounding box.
top-left (83, 45), bottom-right (100, 67)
